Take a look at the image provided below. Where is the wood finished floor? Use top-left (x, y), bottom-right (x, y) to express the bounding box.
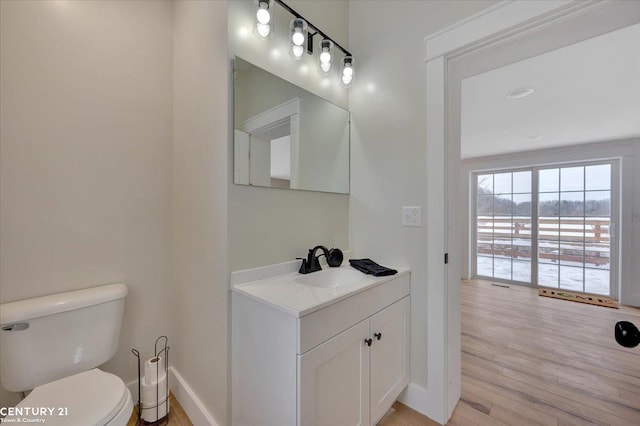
top-left (127, 392), bottom-right (192, 426)
top-left (379, 279), bottom-right (640, 426)
top-left (132, 280), bottom-right (640, 425)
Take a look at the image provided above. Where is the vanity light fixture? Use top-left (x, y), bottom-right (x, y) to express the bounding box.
top-left (341, 56), bottom-right (354, 87)
top-left (255, 0), bottom-right (272, 39)
top-left (319, 39), bottom-right (332, 73)
top-left (290, 18), bottom-right (307, 60)
top-left (254, 0), bottom-right (355, 87)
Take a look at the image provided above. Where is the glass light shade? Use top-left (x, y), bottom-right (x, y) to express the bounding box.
top-left (341, 56), bottom-right (354, 87)
top-left (256, 1), bottom-right (270, 24)
top-left (320, 51), bottom-right (331, 63)
top-left (291, 44), bottom-right (304, 58)
top-left (254, 0), bottom-right (272, 39)
top-left (256, 23), bottom-right (271, 38)
top-left (292, 30), bottom-right (304, 46)
top-left (289, 19), bottom-right (307, 60)
top-left (318, 39), bottom-right (332, 73)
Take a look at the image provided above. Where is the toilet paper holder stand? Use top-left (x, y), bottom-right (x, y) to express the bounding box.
top-left (131, 336), bottom-right (170, 425)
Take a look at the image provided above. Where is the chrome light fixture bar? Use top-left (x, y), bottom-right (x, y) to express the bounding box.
top-left (257, 0), bottom-right (354, 86)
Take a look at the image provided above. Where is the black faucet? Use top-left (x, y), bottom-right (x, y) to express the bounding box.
top-left (298, 245), bottom-right (330, 274)
top-left (297, 245), bottom-right (344, 274)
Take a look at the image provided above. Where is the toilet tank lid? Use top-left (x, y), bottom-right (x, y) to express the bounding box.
top-left (0, 283), bottom-right (128, 325)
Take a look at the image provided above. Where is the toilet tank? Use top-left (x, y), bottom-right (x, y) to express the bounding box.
top-left (0, 283), bottom-right (128, 392)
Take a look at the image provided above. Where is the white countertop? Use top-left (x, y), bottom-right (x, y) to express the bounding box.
top-left (231, 264), bottom-right (409, 317)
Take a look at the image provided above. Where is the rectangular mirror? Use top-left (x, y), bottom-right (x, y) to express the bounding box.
top-left (233, 57), bottom-right (350, 194)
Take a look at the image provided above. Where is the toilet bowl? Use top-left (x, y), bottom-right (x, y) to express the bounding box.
top-left (7, 369), bottom-right (132, 426)
top-left (0, 284), bottom-right (132, 426)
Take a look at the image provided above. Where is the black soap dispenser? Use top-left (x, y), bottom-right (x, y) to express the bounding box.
top-left (327, 247), bottom-right (344, 267)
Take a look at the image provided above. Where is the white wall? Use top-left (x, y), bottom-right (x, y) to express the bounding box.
top-left (0, 0), bottom-right (173, 407)
top-left (172, 1), bottom-right (229, 424)
top-left (347, 0), bottom-right (498, 421)
top-left (228, 0), bottom-right (350, 272)
top-left (461, 139), bottom-right (640, 307)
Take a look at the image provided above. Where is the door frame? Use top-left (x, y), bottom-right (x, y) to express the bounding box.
top-left (241, 97), bottom-right (300, 188)
top-left (424, 1), bottom-right (640, 423)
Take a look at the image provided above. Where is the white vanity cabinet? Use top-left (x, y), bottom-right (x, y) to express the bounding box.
top-left (298, 318), bottom-right (371, 426)
top-left (298, 296), bottom-right (410, 426)
top-left (370, 296), bottom-right (411, 423)
top-left (231, 267), bottom-right (410, 426)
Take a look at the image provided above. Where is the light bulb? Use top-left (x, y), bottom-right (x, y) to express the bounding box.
top-left (256, 3), bottom-right (270, 25)
top-left (289, 19), bottom-right (306, 60)
top-left (292, 45), bottom-right (304, 58)
top-left (256, 23), bottom-right (270, 38)
top-left (319, 39), bottom-right (332, 68)
top-left (341, 56), bottom-right (354, 87)
top-left (292, 30), bottom-right (304, 46)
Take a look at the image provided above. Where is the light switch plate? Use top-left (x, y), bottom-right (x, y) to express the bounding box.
top-left (402, 206), bottom-right (422, 227)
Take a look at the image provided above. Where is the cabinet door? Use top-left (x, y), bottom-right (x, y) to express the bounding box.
top-left (370, 296), bottom-right (411, 424)
top-left (298, 319), bottom-right (370, 426)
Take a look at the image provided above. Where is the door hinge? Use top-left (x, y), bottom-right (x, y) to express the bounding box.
top-left (444, 253), bottom-right (449, 264)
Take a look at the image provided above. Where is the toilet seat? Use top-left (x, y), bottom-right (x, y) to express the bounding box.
top-left (15, 368), bottom-right (131, 426)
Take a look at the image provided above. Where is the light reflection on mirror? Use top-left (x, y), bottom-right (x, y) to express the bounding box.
top-left (233, 56), bottom-right (350, 194)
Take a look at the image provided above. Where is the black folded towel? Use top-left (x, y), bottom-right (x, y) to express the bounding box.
top-left (349, 259), bottom-right (398, 277)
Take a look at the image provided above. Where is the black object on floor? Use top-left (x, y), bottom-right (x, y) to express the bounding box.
top-left (349, 259), bottom-right (397, 277)
top-left (615, 321), bottom-right (640, 348)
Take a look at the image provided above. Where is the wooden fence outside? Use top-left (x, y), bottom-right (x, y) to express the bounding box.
top-left (477, 217), bottom-right (610, 266)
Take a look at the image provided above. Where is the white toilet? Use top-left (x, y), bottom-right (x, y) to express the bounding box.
top-left (0, 283), bottom-right (133, 425)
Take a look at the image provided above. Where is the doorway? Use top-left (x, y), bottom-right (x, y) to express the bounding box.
top-left (425, 1), bottom-right (640, 422)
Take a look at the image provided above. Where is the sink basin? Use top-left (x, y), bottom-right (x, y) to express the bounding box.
top-left (294, 268), bottom-right (367, 288)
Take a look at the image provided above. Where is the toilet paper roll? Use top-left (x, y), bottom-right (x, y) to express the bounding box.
top-left (144, 356), bottom-right (166, 385)
top-left (141, 371), bottom-right (170, 422)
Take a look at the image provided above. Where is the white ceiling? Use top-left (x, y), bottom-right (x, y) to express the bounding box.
top-left (461, 23), bottom-right (640, 159)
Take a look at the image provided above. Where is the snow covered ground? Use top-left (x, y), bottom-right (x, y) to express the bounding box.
top-left (475, 216), bottom-right (611, 295)
top-left (477, 256), bottom-right (610, 295)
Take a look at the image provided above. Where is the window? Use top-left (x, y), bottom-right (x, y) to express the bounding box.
top-left (474, 161), bottom-right (616, 297)
top-left (476, 171), bottom-right (532, 283)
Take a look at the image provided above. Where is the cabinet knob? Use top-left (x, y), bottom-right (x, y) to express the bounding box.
top-left (364, 338), bottom-right (373, 347)
top-left (374, 332), bottom-right (382, 341)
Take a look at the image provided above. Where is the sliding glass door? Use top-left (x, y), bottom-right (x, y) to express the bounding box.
top-left (473, 161), bottom-right (616, 297)
top-left (476, 171), bottom-right (532, 283)
top-left (537, 163), bottom-right (614, 295)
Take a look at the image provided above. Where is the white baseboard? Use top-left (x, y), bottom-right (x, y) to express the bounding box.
top-left (169, 367), bottom-right (218, 426)
top-left (125, 367), bottom-right (218, 426)
top-left (398, 383), bottom-right (450, 424)
top-left (399, 383), bottom-right (440, 424)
